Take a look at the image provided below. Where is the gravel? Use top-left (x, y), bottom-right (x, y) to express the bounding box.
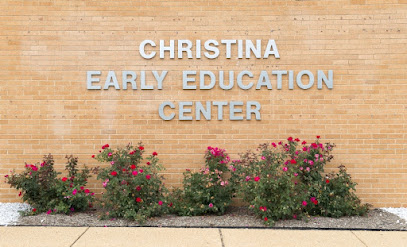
top-left (382, 208), bottom-right (407, 222)
top-left (0, 203), bottom-right (31, 226)
top-left (1, 203), bottom-right (406, 230)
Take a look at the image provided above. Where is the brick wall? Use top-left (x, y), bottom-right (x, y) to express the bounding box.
top-left (1, 0), bottom-right (407, 207)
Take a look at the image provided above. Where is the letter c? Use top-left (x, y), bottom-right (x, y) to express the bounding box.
top-left (139, 40), bottom-right (156, 59)
top-left (159, 102), bottom-right (175, 120)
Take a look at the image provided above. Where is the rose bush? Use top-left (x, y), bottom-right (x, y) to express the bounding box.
top-left (95, 143), bottom-right (168, 223)
top-left (232, 137), bottom-right (369, 225)
top-left (171, 147), bottom-right (236, 216)
top-left (5, 138), bottom-right (369, 225)
top-left (5, 154), bottom-right (96, 214)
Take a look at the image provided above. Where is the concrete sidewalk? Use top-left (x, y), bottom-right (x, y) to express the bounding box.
top-left (0, 227), bottom-right (406, 247)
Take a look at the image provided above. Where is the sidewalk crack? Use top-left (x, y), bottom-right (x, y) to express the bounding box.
top-left (351, 231), bottom-right (368, 247)
top-left (218, 228), bottom-right (225, 247)
top-left (70, 227), bottom-right (90, 247)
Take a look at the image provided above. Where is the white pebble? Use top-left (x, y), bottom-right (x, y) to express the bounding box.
top-left (382, 208), bottom-right (407, 222)
top-left (0, 203), bottom-right (31, 226)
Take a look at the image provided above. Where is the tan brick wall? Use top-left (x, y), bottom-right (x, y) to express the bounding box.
top-left (1, 0), bottom-right (407, 207)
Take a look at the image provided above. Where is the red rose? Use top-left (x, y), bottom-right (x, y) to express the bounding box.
top-left (146, 174), bottom-right (151, 180)
top-left (316, 136), bottom-right (320, 139)
top-left (80, 186), bottom-right (84, 190)
top-left (136, 197), bottom-right (142, 203)
top-left (254, 176), bottom-right (260, 182)
top-left (136, 186), bottom-right (141, 191)
top-left (294, 138), bottom-right (300, 142)
top-left (138, 146), bottom-right (144, 150)
top-left (290, 159), bottom-right (297, 164)
top-left (287, 137), bottom-right (293, 142)
top-left (85, 189), bottom-right (90, 194)
top-left (102, 144), bottom-right (109, 149)
top-left (129, 151), bottom-right (135, 155)
top-left (130, 164), bottom-right (136, 170)
top-left (264, 217), bottom-right (268, 221)
top-left (32, 208), bottom-right (37, 212)
top-left (62, 177), bottom-right (68, 182)
top-left (18, 192), bottom-right (22, 197)
top-left (122, 169), bottom-right (126, 172)
top-left (313, 200), bottom-right (318, 205)
top-left (146, 162), bottom-right (151, 166)
top-left (326, 179), bottom-right (330, 184)
top-left (152, 152), bottom-right (158, 156)
top-left (111, 171), bottom-right (117, 176)
top-left (91, 155), bottom-right (95, 158)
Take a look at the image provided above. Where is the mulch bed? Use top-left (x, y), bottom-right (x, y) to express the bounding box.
top-left (14, 207), bottom-right (407, 230)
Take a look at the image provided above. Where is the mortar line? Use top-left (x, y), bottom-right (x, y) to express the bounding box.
top-left (218, 228), bottom-right (225, 247)
top-left (70, 227), bottom-right (90, 247)
top-left (351, 231), bottom-right (368, 247)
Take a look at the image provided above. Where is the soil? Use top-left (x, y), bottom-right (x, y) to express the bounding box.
top-left (15, 207), bottom-right (407, 230)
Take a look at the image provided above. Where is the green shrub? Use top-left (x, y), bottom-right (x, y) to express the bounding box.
top-left (172, 146), bottom-right (236, 216)
top-left (232, 137), bottom-right (369, 225)
top-left (95, 143), bottom-right (168, 223)
top-left (305, 165), bottom-right (369, 217)
top-left (5, 154), bottom-right (96, 215)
